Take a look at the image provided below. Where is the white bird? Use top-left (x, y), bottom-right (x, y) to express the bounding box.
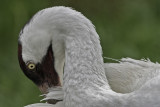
top-left (18, 6), bottom-right (160, 107)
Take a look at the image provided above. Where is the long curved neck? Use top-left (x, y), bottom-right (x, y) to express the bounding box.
top-left (21, 6), bottom-right (111, 106)
top-left (63, 20), bottom-right (110, 106)
top-left (64, 29), bottom-right (108, 88)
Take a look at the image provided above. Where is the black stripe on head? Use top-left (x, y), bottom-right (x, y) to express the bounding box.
top-left (18, 43), bottom-right (61, 88)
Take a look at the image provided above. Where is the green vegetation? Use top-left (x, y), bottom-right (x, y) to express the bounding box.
top-left (0, 0), bottom-right (160, 106)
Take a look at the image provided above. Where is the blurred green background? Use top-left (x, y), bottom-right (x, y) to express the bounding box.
top-left (0, 0), bottom-right (160, 106)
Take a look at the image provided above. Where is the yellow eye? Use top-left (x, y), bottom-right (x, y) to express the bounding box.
top-left (27, 62), bottom-right (36, 70)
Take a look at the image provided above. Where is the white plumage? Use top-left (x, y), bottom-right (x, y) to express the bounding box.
top-left (20, 6), bottom-right (160, 107)
top-left (105, 58), bottom-right (160, 93)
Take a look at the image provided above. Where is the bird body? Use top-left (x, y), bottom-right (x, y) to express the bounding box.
top-left (105, 58), bottom-right (160, 93)
top-left (19, 6), bottom-right (160, 107)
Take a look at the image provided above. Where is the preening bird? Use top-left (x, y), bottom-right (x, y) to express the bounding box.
top-left (18, 6), bottom-right (160, 107)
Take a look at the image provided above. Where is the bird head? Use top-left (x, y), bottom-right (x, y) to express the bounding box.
top-left (18, 43), bottom-right (62, 94)
top-left (18, 7), bottom-right (66, 95)
top-left (18, 7), bottom-right (92, 102)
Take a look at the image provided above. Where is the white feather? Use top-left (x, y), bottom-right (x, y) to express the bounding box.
top-left (105, 57), bottom-right (160, 93)
top-left (41, 87), bottom-right (64, 101)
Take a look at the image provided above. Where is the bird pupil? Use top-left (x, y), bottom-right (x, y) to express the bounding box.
top-left (26, 61), bottom-right (35, 70)
top-left (29, 64), bottom-right (35, 69)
